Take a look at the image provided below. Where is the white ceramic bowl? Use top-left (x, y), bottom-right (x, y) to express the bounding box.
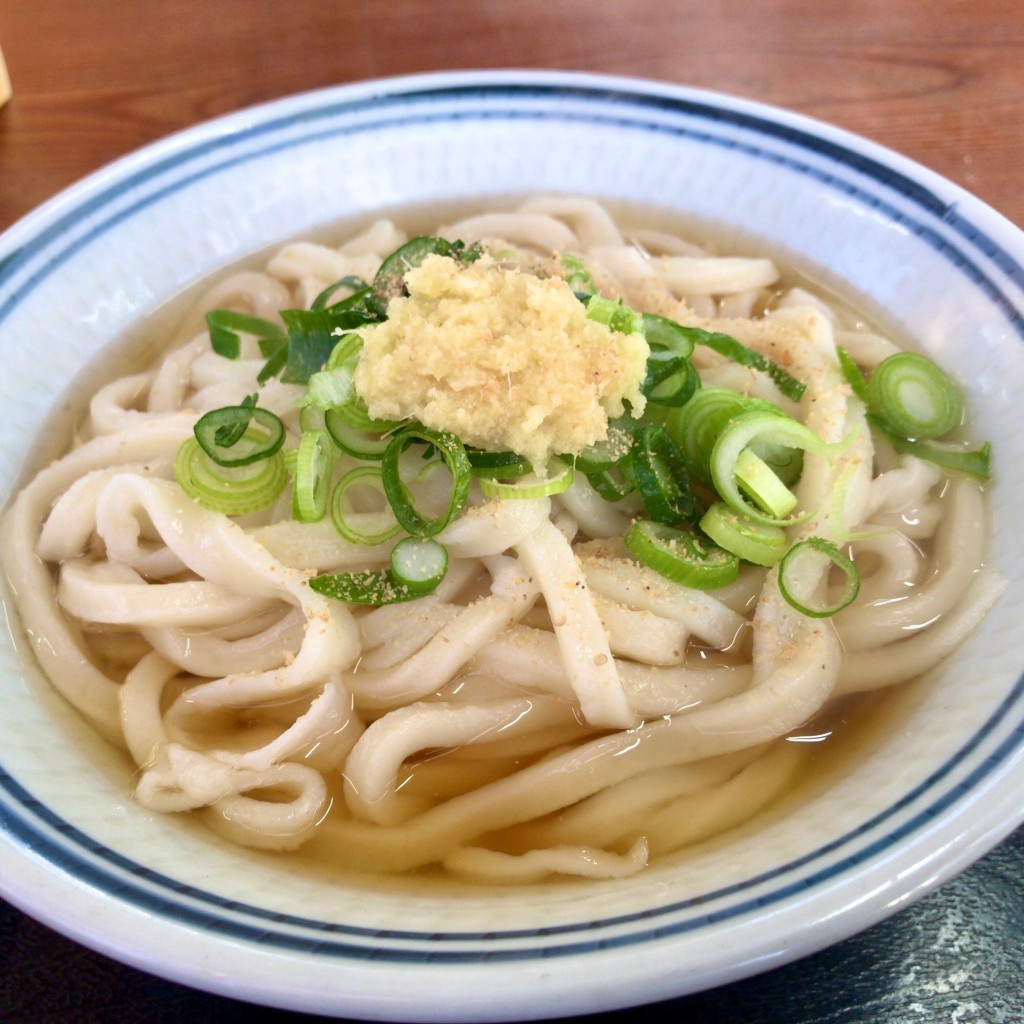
top-left (1, 70), bottom-right (1023, 1022)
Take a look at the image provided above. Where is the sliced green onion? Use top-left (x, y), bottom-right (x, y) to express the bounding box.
top-left (690, 326), bottom-right (807, 401)
top-left (699, 502), bottom-right (788, 566)
top-left (278, 308), bottom-right (371, 385)
top-left (313, 342), bottom-right (401, 434)
top-left (299, 405), bottom-right (325, 433)
top-left (382, 426), bottom-right (472, 537)
top-left (867, 414), bottom-right (992, 481)
top-left (331, 465), bottom-right (401, 545)
top-left (560, 254), bottom-right (596, 297)
top-left (371, 236), bottom-right (482, 310)
top-left (585, 294), bottom-right (643, 335)
top-left (175, 437), bottom-right (287, 515)
top-left (630, 423), bottom-right (695, 525)
top-left (389, 537), bottom-right (449, 593)
top-left (778, 537), bottom-right (860, 618)
top-left (564, 418), bottom-right (636, 474)
top-left (292, 429), bottom-right (334, 523)
top-left (585, 460), bottom-right (637, 501)
top-left (867, 351), bottom-right (964, 440)
top-left (467, 449), bottom-right (533, 479)
top-left (308, 570), bottom-right (421, 605)
top-left (641, 313), bottom-right (697, 360)
top-left (301, 367), bottom-right (357, 412)
top-left (309, 538), bottom-right (448, 605)
top-left (624, 519), bottom-right (739, 590)
top-left (333, 396), bottom-right (400, 434)
top-left (642, 350), bottom-right (699, 407)
top-left (666, 388), bottom-right (785, 489)
top-left (324, 409), bottom-right (394, 461)
top-left (836, 346), bottom-right (870, 404)
top-left (325, 332), bottom-right (364, 372)
top-left (212, 393), bottom-right (258, 448)
top-left (711, 411), bottom-right (832, 525)
top-left (310, 275), bottom-right (371, 312)
top-left (478, 460), bottom-right (574, 499)
top-left (734, 447), bottom-right (799, 519)
top-left (256, 338), bottom-right (289, 384)
top-left (749, 436), bottom-right (805, 487)
top-left (205, 311), bottom-right (286, 360)
top-left (193, 405), bottom-right (285, 467)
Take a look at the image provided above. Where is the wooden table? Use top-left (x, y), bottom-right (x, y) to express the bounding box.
top-left (2, 0), bottom-right (1023, 235)
top-left (1, 2), bottom-right (1023, 1021)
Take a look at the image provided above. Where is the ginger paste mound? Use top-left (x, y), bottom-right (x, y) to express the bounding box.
top-left (353, 254), bottom-right (649, 469)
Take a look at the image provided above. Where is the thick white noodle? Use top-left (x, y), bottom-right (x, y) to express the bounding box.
top-left (0, 199), bottom-right (1002, 879)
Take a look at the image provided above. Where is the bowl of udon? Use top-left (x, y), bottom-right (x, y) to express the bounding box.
top-left (0, 69), bottom-right (1022, 1021)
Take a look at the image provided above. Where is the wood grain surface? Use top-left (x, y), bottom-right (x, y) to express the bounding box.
top-left (1, 0), bottom-right (1023, 233)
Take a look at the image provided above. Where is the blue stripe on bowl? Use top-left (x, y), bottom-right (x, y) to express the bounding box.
top-left (1, 77), bottom-right (1022, 963)
top-left (3, 675), bottom-right (1024, 961)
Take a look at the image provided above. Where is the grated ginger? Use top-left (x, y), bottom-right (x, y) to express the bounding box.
top-left (354, 254), bottom-right (649, 469)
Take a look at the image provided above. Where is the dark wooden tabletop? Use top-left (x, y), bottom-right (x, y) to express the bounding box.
top-left (1, 2), bottom-right (1023, 1021)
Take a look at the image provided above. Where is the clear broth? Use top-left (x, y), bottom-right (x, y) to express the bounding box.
top-left (2, 196), bottom-right (953, 891)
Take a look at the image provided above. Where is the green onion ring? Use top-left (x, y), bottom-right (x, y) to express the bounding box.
top-left (699, 502), bottom-right (789, 567)
top-left (174, 437), bottom-right (287, 516)
top-left (631, 423), bottom-right (695, 524)
top-left (381, 426), bottom-right (472, 537)
top-left (867, 351), bottom-right (964, 440)
top-left (193, 406), bottom-right (285, 467)
top-left (478, 460), bottom-right (574, 499)
top-left (467, 449), bottom-right (533, 480)
top-left (389, 537), bottom-right (449, 594)
top-left (330, 465), bottom-right (402, 545)
top-left (624, 519), bottom-right (739, 590)
top-left (778, 537), bottom-right (860, 618)
top-left (711, 411), bottom-right (833, 526)
top-left (292, 429), bottom-right (335, 523)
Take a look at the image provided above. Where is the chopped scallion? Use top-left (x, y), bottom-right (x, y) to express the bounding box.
top-left (205, 311), bottom-right (285, 361)
top-left (389, 537), bottom-right (449, 593)
top-left (324, 410), bottom-right (394, 461)
top-left (560, 254), bottom-right (596, 297)
top-left (641, 313), bottom-right (697, 360)
top-left (478, 460), bottom-right (574, 499)
top-left (867, 414), bottom-right (992, 481)
top-left (711, 411), bottom-right (831, 525)
top-left (630, 423), bottom-right (695, 525)
top-left (330, 465), bottom-right (401, 545)
top-left (310, 275), bottom-right (371, 312)
top-left (679, 325), bottom-right (807, 401)
top-left (371, 236), bottom-right (482, 310)
top-left (291, 429), bottom-right (335, 523)
top-left (734, 447), bottom-right (799, 519)
top-left (866, 351), bottom-right (964, 440)
top-left (624, 519), bottom-right (739, 590)
top-left (698, 502), bottom-right (788, 567)
top-left (836, 346), bottom-right (870, 404)
top-left (467, 449), bottom-right (533, 480)
top-left (174, 437), bottom-right (287, 515)
top-left (585, 294), bottom-right (643, 335)
top-left (193, 403), bottom-right (285, 467)
top-left (381, 426), bottom-right (472, 537)
top-left (309, 537), bottom-right (448, 604)
top-left (778, 537), bottom-right (860, 618)
top-left (666, 388), bottom-right (788, 490)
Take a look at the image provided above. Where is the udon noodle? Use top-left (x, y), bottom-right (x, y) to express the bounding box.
top-left (0, 197), bottom-right (1005, 883)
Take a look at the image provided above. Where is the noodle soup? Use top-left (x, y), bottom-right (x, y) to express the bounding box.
top-left (0, 196), bottom-right (1003, 885)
